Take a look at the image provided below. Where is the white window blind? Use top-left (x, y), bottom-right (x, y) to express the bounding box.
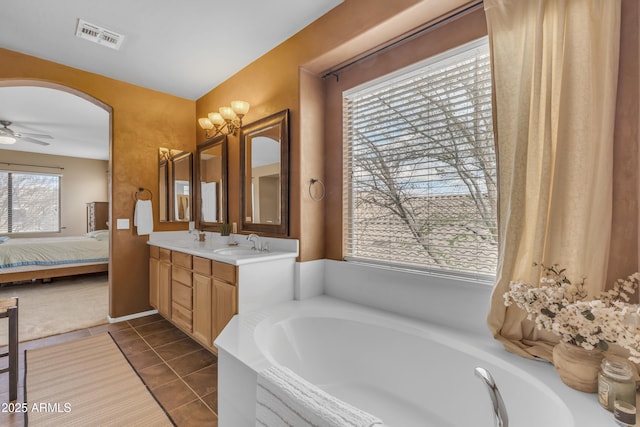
top-left (0, 171), bottom-right (61, 234)
top-left (343, 38), bottom-right (497, 276)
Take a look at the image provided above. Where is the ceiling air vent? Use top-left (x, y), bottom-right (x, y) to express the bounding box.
top-left (75, 19), bottom-right (125, 50)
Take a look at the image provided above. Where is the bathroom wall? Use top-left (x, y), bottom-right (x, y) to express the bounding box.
top-left (197, 0), bottom-right (639, 280)
top-left (0, 149), bottom-right (108, 237)
top-left (323, 260), bottom-right (493, 337)
top-left (322, 1), bottom-right (640, 285)
top-left (195, 0), bottom-right (477, 261)
top-left (1, 0), bottom-right (635, 318)
top-left (0, 50), bottom-right (195, 318)
top-left (0, 0), bottom-right (475, 317)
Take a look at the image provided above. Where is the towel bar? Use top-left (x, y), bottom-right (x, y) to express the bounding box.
top-left (134, 187), bottom-right (152, 201)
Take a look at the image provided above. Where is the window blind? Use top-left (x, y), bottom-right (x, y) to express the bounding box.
top-left (343, 38), bottom-right (497, 276)
top-left (0, 171), bottom-right (61, 234)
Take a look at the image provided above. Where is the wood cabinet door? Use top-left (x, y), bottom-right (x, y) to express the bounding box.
top-left (171, 302), bottom-right (193, 332)
top-left (158, 261), bottom-right (172, 318)
top-left (149, 257), bottom-right (159, 309)
top-left (213, 279), bottom-right (237, 339)
top-left (192, 273), bottom-right (213, 347)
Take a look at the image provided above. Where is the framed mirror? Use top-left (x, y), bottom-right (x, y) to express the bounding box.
top-left (195, 135), bottom-right (228, 231)
top-left (158, 148), bottom-right (193, 222)
top-left (240, 109), bottom-right (289, 235)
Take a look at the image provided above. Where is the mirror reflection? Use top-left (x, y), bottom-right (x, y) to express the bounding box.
top-left (172, 152), bottom-right (192, 221)
top-left (240, 109), bottom-right (289, 235)
top-left (158, 148), bottom-right (193, 222)
top-left (247, 133), bottom-right (281, 224)
top-left (196, 135), bottom-right (227, 230)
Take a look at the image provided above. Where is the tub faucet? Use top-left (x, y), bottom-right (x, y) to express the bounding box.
top-left (474, 367), bottom-right (508, 427)
top-left (247, 233), bottom-right (262, 251)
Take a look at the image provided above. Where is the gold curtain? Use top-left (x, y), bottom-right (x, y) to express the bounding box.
top-left (485, 0), bottom-right (621, 360)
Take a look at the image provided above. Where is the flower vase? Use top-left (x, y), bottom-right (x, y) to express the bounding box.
top-left (552, 341), bottom-right (603, 393)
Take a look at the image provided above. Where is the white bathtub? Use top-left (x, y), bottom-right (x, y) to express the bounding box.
top-left (215, 296), bottom-right (616, 427)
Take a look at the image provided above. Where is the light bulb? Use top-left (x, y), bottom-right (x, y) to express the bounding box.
top-left (219, 106), bottom-right (236, 121)
top-left (198, 118), bottom-right (213, 130)
top-left (208, 112), bottom-right (225, 126)
top-left (231, 100), bottom-right (250, 117)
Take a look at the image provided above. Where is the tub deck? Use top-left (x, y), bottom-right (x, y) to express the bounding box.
top-left (215, 295), bottom-right (620, 427)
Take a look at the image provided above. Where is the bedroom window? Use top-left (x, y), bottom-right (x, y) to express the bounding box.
top-left (0, 171), bottom-right (61, 234)
top-left (343, 38), bottom-right (497, 277)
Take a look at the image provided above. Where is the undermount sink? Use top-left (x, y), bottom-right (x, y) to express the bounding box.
top-left (213, 247), bottom-right (262, 256)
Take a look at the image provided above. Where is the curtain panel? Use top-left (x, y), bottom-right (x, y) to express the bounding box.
top-left (484, 0), bottom-right (621, 360)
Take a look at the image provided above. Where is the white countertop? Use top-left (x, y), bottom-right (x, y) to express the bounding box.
top-left (147, 231), bottom-right (298, 266)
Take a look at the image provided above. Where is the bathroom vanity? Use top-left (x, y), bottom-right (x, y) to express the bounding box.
top-left (148, 233), bottom-right (298, 352)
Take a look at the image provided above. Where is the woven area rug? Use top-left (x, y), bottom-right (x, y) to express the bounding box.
top-left (25, 333), bottom-right (173, 426)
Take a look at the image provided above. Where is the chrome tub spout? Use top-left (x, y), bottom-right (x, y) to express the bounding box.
top-left (474, 367), bottom-right (508, 427)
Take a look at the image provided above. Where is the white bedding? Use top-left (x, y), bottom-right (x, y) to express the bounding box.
top-left (0, 235), bottom-right (109, 269)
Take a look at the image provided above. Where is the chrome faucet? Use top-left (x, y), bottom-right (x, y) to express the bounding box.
top-left (188, 229), bottom-right (199, 241)
top-left (247, 234), bottom-right (262, 251)
top-left (474, 367), bottom-right (508, 427)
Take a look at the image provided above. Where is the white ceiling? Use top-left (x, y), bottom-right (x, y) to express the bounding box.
top-left (0, 0), bottom-right (343, 160)
top-left (0, 87), bottom-right (110, 160)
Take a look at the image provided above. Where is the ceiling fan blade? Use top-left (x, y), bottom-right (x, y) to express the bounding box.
top-left (19, 136), bottom-right (50, 146)
top-left (16, 132), bottom-right (53, 139)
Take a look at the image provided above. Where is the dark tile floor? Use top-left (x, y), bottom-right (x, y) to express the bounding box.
top-left (0, 313), bottom-right (218, 426)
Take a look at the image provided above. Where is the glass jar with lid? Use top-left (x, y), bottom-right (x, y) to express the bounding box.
top-left (598, 358), bottom-right (636, 426)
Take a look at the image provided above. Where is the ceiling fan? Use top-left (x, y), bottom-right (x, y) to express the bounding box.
top-left (0, 120), bottom-right (53, 146)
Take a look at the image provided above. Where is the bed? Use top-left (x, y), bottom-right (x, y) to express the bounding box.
top-left (0, 231), bottom-right (109, 284)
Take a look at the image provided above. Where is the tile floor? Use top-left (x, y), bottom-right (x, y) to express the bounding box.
top-left (0, 313), bottom-right (218, 426)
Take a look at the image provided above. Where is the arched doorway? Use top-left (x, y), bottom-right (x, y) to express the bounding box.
top-left (0, 80), bottom-right (112, 342)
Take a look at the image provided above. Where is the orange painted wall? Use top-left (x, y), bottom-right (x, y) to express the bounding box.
top-left (194, 0), bottom-right (479, 261)
top-left (323, 2), bottom-right (640, 284)
top-left (0, 0), bottom-right (473, 316)
top-left (0, 48), bottom-right (195, 318)
top-left (323, 7), bottom-right (490, 260)
top-left (3, 0), bottom-right (633, 317)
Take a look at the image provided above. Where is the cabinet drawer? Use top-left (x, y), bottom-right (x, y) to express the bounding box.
top-left (159, 248), bottom-right (171, 262)
top-left (213, 261), bottom-right (236, 284)
top-left (172, 251), bottom-right (192, 269)
top-left (172, 302), bottom-right (192, 332)
top-left (193, 256), bottom-right (211, 276)
top-left (172, 266), bottom-right (192, 286)
top-left (172, 281), bottom-right (193, 309)
top-left (149, 245), bottom-right (159, 259)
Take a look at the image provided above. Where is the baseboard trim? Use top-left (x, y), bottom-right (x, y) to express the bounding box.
top-left (108, 309), bottom-right (158, 324)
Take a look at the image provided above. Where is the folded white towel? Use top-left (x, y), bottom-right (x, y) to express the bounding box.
top-left (256, 365), bottom-right (384, 427)
top-left (134, 199), bottom-right (153, 235)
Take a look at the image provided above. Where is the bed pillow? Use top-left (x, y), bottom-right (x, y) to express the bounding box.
top-left (86, 230), bottom-right (109, 241)
top-left (0, 236), bottom-right (9, 244)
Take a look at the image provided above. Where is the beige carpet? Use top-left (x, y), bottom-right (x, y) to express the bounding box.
top-left (26, 333), bottom-right (173, 426)
top-left (0, 273), bottom-right (108, 346)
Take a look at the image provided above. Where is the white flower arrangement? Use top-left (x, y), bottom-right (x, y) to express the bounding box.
top-left (504, 263), bottom-right (640, 362)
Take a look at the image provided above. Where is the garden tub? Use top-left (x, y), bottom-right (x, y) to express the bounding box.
top-left (215, 295), bottom-right (617, 426)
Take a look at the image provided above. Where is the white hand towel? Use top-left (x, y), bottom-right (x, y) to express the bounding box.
top-left (256, 365), bottom-right (384, 427)
top-left (134, 199), bottom-right (153, 235)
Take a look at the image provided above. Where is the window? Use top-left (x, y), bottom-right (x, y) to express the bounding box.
top-left (343, 38), bottom-right (497, 276)
top-left (0, 171), bottom-right (61, 234)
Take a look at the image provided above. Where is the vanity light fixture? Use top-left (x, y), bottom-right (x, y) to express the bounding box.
top-left (198, 100), bottom-right (250, 138)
